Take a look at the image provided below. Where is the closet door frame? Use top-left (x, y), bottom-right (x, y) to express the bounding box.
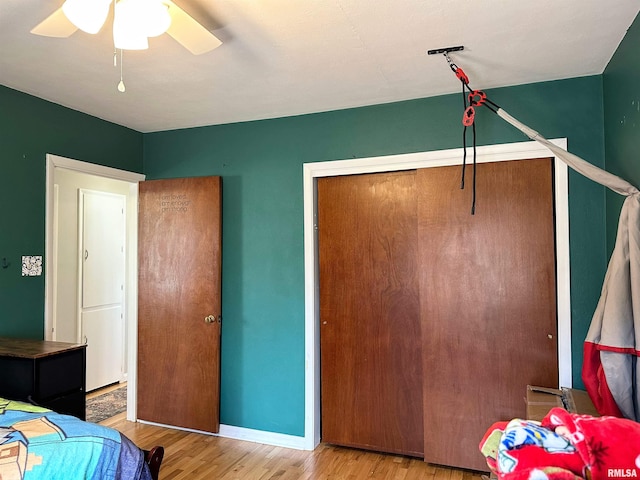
top-left (302, 139), bottom-right (571, 450)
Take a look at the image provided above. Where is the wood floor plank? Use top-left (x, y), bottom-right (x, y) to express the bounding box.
top-left (103, 415), bottom-right (487, 480)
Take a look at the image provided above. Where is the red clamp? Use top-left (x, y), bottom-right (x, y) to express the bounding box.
top-left (455, 67), bottom-right (469, 85)
top-left (463, 106), bottom-right (475, 126)
top-left (468, 90), bottom-right (487, 107)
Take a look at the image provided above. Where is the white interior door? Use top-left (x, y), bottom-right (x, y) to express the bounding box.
top-left (80, 189), bottom-right (126, 392)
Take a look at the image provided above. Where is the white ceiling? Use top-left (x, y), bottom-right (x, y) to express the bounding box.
top-left (1, 0), bottom-right (638, 133)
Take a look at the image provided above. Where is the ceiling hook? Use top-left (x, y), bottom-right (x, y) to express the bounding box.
top-left (444, 51), bottom-right (459, 73)
top-left (427, 45), bottom-right (464, 73)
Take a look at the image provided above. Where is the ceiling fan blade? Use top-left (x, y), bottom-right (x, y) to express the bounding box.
top-left (165, 0), bottom-right (222, 55)
top-left (30, 7), bottom-right (79, 38)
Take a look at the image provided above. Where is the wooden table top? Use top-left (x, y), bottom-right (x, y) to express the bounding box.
top-left (0, 337), bottom-right (86, 359)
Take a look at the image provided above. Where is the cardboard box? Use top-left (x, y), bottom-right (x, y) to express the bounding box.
top-left (526, 385), bottom-right (599, 421)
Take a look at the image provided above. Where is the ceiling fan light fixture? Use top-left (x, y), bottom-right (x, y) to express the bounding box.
top-left (113, 0), bottom-right (150, 50)
top-left (141, 0), bottom-right (172, 38)
top-left (62, 0), bottom-right (111, 34)
top-left (113, 26), bottom-right (150, 50)
top-left (114, 0), bottom-right (172, 41)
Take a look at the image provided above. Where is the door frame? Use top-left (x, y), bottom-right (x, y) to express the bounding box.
top-left (302, 139), bottom-right (571, 450)
top-left (45, 153), bottom-right (145, 420)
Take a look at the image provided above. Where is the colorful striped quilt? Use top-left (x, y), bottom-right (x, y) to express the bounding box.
top-left (0, 397), bottom-right (152, 480)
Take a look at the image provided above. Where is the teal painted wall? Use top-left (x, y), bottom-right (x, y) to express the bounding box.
top-left (143, 75), bottom-right (607, 436)
top-left (0, 85), bottom-right (143, 338)
top-left (603, 13), bottom-right (640, 254)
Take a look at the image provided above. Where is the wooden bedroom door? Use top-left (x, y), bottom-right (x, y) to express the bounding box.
top-left (137, 176), bottom-right (222, 433)
top-left (318, 170), bottom-right (424, 457)
top-left (418, 158), bottom-right (557, 471)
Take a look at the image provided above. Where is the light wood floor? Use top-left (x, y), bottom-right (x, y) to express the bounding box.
top-left (102, 413), bottom-right (487, 480)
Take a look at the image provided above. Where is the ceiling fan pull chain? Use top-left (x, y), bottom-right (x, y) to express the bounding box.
top-left (117, 49), bottom-right (126, 93)
top-left (112, 0), bottom-right (126, 93)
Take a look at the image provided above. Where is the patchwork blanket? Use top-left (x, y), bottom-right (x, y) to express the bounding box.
top-left (479, 407), bottom-right (640, 480)
top-left (0, 397), bottom-right (152, 480)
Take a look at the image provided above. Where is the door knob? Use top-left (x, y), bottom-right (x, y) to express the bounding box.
top-left (204, 315), bottom-right (215, 324)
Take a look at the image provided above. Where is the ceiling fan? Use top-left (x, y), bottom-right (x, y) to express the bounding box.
top-left (31, 0), bottom-right (222, 55)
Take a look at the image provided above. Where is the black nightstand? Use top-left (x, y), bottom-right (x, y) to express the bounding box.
top-left (0, 337), bottom-right (87, 419)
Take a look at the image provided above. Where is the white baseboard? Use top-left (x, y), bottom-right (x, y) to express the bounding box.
top-left (136, 420), bottom-right (308, 451)
top-left (218, 424), bottom-right (308, 450)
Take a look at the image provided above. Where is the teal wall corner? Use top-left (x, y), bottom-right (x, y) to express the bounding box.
top-left (603, 12), bottom-right (640, 255)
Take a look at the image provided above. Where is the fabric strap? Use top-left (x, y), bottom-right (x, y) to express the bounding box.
top-left (496, 107), bottom-right (640, 421)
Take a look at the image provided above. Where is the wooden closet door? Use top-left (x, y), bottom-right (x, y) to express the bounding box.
top-left (418, 159), bottom-right (557, 471)
top-left (319, 170), bottom-right (424, 457)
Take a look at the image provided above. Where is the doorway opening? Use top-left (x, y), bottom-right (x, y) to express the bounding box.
top-left (45, 153), bottom-right (145, 420)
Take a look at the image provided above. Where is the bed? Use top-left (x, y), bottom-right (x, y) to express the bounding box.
top-left (0, 397), bottom-right (164, 480)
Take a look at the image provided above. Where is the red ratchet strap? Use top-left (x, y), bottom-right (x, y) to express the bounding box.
top-left (461, 92), bottom-right (488, 128)
top-left (468, 90), bottom-right (487, 107)
top-left (463, 106), bottom-right (475, 127)
top-left (455, 67), bottom-right (469, 85)
top-left (435, 50), bottom-right (503, 214)
top-left (445, 53), bottom-right (469, 87)
top-left (444, 52), bottom-right (479, 214)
